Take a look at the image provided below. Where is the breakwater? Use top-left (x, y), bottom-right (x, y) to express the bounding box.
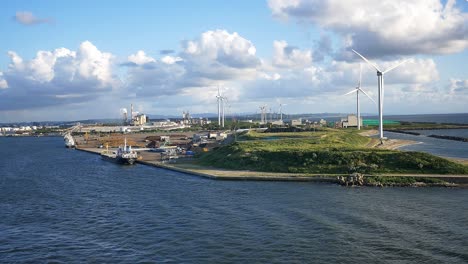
top-left (76, 146), bottom-right (341, 182)
top-left (75, 147), bottom-right (468, 186)
top-left (428, 134), bottom-right (468, 142)
top-left (385, 128), bottom-right (468, 142)
top-left (384, 130), bottom-right (421, 135)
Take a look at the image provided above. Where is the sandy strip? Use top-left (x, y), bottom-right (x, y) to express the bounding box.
top-left (445, 157), bottom-right (468, 166)
top-left (359, 129), bottom-right (379, 137)
top-left (360, 129), bottom-right (420, 150)
top-left (375, 139), bottom-right (420, 150)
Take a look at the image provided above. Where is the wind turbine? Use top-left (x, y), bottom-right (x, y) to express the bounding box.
top-left (352, 49), bottom-right (407, 140)
top-left (344, 64), bottom-right (376, 130)
top-left (259, 105), bottom-right (267, 124)
top-left (221, 96), bottom-right (228, 128)
top-left (279, 103), bottom-right (287, 122)
top-left (269, 107), bottom-right (272, 123)
top-left (216, 86), bottom-right (222, 127)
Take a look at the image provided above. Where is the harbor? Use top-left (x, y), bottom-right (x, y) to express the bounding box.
top-left (71, 130), bottom-right (468, 187)
top-left (2, 1), bottom-right (468, 263)
top-left (2, 135), bottom-right (467, 263)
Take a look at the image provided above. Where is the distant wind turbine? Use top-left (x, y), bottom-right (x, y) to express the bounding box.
top-left (259, 105), bottom-right (267, 124)
top-left (279, 103), bottom-right (287, 122)
top-left (352, 49), bottom-right (407, 140)
top-left (221, 95), bottom-right (227, 128)
top-left (216, 86), bottom-right (222, 127)
top-left (344, 64), bottom-right (376, 130)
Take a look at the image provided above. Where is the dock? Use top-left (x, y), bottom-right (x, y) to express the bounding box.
top-left (75, 146), bottom-right (341, 182)
top-left (75, 146), bottom-right (468, 186)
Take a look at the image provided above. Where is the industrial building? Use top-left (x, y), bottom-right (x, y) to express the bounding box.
top-left (290, 118), bottom-right (302, 127)
top-left (341, 114), bottom-right (363, 128)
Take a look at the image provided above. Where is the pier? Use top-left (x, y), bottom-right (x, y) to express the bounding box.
top-left (75, 146), bottom-right (468, 186)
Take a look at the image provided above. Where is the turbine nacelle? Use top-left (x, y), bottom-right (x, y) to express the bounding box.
top-left (352, 49), bottom-right (407, 75)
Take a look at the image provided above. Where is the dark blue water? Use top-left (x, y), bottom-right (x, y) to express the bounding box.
top-left (384, 131), bottom-right (468, 159)
top-left (364, 113), bottom-right (468, 124)
top-left (1, 137), bottom-right (468, 263)
top-left (408, 129), bottom-right (468, 138)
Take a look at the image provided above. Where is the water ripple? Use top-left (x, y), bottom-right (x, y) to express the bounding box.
top-left (1, 137), bottom-right (467, 263)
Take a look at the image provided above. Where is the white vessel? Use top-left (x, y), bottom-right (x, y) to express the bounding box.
top-left (64, 133), bottom-right (75, 148)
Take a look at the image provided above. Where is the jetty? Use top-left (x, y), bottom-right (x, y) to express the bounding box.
top-left (75, 146), bottom-right (468, 187)
top-left (69, 127), bottom-right (468, 187)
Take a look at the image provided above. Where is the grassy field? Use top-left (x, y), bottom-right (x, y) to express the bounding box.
top-left (197, 128), bottom-right (468, 175)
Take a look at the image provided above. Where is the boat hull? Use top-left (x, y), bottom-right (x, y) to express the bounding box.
top-left (64, 134), bottom-right (75, 148)
top-left (101, 154), bottom-right (136, 165)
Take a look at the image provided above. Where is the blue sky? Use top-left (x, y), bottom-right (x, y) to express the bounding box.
top-left (0, 0), bottom-right (467, 122)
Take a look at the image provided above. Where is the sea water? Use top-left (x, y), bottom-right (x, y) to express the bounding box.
top-left (1, 137), bottom-right (467, 263)
top-left (384, 129), bottom-right (468, 159)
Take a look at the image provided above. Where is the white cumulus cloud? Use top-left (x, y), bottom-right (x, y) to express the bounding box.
top-left (0, 72), bottom-right (8, 89)
top-left (76, 41), bottom-right (115, 85)
top-left (269, 0), bottom-right (468, 57)
top-left (128, 50), bottom-right (156, 65)
top-left (0, 41), bottom-right (119, 110)
top-left (181, 29), bottom-right (260, 78)
top-left (448, 78), bottom-right (468, 93)
top-left (272, 40), bottom-right (312, 68)
top-left (125, 30), bottom-right (261, 99)
top-left (161, 55), bottom-right (183, 64)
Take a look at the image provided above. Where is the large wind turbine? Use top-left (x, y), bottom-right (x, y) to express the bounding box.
top-left (352, 49), bottom-right (407, 140)
top-left (221, 96), bottom-right (227, 128)
top-left (216, 86), bottom-right (222, 126)
top-left (344, 64), bottom-right (376, 130)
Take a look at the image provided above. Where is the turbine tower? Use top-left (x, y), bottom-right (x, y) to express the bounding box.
top-left (259, 105), bottom-right (267, 124)
top-left (279, 103), bottom-right (287, 122)
top-left (221, 96), bottom-right (227, 128)
top-left (344, 64), bottom-right (376, 130)
top-left (352, 49), bottom-right (407, 140)
top-left (216, 86), bottom-right (222, 126)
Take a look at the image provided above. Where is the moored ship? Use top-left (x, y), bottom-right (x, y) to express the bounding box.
top-left (64, 133), bottom-right (75, 148)
top-left (101, 138), bottom-right (138, 165)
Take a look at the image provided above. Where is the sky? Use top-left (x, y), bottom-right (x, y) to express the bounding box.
top-left (0, 0), bottom-right (467, 122)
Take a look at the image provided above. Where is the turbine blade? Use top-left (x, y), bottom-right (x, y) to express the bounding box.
top-left (359, 88), bottom-right (376, 104)
top-left (344, 89), bottom-right (358, 96)
top-left (383, 59), bottom-right (408, 74)
top-left (352, 49), bottom-right (381, 72)
top-left (358, 63), bottom-right (362, 88)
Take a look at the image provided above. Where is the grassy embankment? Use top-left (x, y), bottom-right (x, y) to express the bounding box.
top-left (196, 128), bottom-right (468, 175)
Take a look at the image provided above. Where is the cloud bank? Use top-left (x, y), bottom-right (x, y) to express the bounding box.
top-left (269, 0), bottom-right (468, 58)
top-left (0, 41), bottom-right (119, 110)
top-left (2, 1), bottom-right (467, 122)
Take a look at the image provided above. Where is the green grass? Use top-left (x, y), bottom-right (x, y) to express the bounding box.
top-left (365, 176), bottom-right (447, 185)
top-left (197, 129), bottom-right (468, 175)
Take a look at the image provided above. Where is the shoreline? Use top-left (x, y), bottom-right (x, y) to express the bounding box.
top-left (75, 147), bottom-right (468, 187)
top-left (360, 129), bottom-right (421, 150)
